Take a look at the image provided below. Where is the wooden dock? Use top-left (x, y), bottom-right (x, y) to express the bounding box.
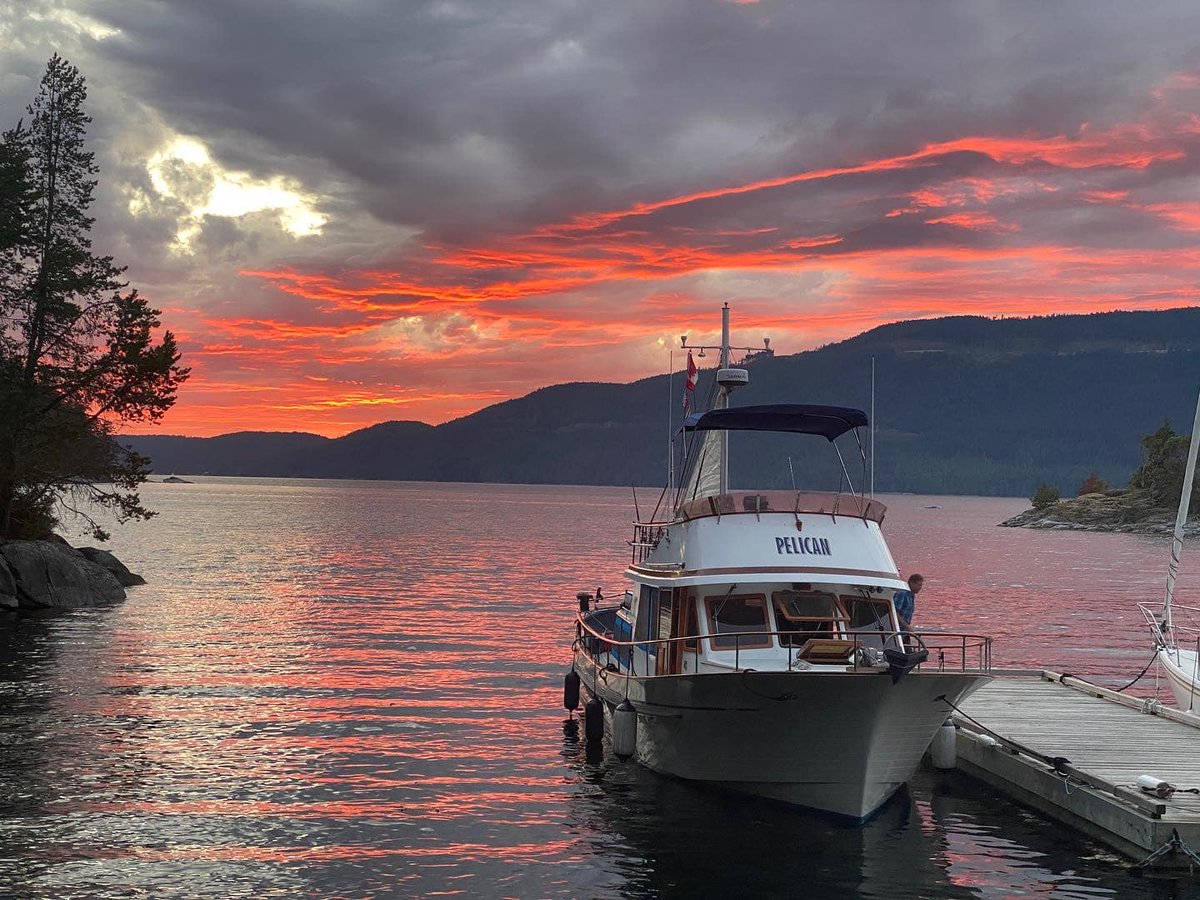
top-left (950, 670), bottom-right (1200, 870)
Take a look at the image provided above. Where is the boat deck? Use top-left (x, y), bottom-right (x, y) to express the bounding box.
top-left (952, 670), bottom-right (1200, 869)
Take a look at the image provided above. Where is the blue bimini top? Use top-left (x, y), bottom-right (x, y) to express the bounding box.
top-left (681, 404), bottom-right (868, 442)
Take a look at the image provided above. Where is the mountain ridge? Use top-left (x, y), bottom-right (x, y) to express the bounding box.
top-left (125, 307), bottom-right (1200, 496)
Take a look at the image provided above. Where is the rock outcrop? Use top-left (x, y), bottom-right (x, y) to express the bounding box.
top-left (0, 541), bottom-right (142, 610)
top-left (1000, 488), bottom-right (1200, 535)
top-left (76, 547), bottom-right (147, 586)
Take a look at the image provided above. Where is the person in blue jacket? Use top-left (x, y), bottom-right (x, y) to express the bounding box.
top-left (893, 573), bottom-right (924, 637)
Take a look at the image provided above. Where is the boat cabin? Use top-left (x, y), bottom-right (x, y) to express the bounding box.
top-left (588, 579), bottom-right (905, 677)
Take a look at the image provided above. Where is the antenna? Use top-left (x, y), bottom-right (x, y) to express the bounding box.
top-left (870, 356), bottom-right (876, 499)
top-left (667, 348), bottom-right (674, 490)
top-left (788, 456), bottom-right (796, 491)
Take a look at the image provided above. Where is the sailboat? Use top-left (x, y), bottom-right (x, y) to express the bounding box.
top-left (566, 305), bottom-right (993, 820)
top-left (1141, 389), bottom-right (1200, 713)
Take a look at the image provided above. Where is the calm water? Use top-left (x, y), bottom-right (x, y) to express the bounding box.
top-left (1, 479), bottom-right (1198, 899)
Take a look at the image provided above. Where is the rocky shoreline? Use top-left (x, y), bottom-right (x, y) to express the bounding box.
top-left (999, 488), bottom-right (1200, 535)
top-left (0, 540), bottom-right (144, 611)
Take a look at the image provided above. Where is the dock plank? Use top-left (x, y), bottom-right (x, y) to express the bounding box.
top-left (949, 672), bottom-right (1200, 864)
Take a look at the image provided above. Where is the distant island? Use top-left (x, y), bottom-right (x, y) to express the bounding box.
top-left (1002, 420), bottom-right (1200, 534)
top-left (1000, 489), bottom-right (1199, 535)
top-left (125, 307), bottom-right (1200, 498)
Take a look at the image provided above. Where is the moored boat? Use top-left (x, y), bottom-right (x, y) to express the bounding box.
top-left (1140, 387), bottom-right (1200, 713)
top-left (567, 305), bottom-right (992, 821)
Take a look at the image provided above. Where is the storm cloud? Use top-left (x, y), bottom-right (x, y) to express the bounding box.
top-left (3, 1), bottom-right (1199, 434)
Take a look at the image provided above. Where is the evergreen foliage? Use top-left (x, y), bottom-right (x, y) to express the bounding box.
top-left (0, 55), bottom-right (188, 539)
top-left (1031, 483), bottom-right (1060, 510)
top-left (1129, 419), bottom-right (1199, 508)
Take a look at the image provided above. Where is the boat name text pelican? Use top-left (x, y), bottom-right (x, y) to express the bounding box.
top-left (775, 536), bottom-right (832, 556)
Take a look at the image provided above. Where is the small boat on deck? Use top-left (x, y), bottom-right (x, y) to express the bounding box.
top-left (1141, 388), bottom-right (1200, 713)
top-left (567, 305), bottom-right (993, 821)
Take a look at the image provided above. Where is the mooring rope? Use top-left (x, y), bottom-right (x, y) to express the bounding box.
top-left (1116, 654), bottom-right (1159, 693)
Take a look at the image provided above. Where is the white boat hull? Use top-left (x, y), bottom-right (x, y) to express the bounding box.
top-left (1158, 647), bottom-right (1200, 713)
top-left (574, 652), bottom-right (989, 820)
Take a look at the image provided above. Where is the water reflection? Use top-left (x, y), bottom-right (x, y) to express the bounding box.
top-left (563, 727), bottom-right (1171, 900)
top-left (0, 480), bottom-right (1194, 897)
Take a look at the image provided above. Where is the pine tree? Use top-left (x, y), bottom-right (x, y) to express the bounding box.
top-left (1031, 483), bottom-right (1059, 510)
top-left (1129, 419), bottom-right (1193, 507)
top-left (0, 121), bottom-right (35, 352)
top-left (0, 55), bottom-right (188, 539)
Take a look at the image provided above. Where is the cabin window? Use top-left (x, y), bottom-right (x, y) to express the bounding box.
top-left (843, 596), bottom-right (894, 631)
top-left (682, 594), bottom-right (700, 651)
top-left (655, 589), bottom-right (675, 675)
top-left (656, 589), bottom-right (673, 645)
top-left (841, 595), bottom-right (896, 650)
top-left (637, 585), bottom-right (657, 642)
top-left (772, 590), bottom-right (847, 646)
top-left (705, 593), bottom-right (771, 650)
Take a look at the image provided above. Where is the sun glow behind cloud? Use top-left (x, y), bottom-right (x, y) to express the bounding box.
top-left (135, 137), bottom-right (327, 251)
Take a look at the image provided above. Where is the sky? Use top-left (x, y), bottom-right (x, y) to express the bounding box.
top-left (3, 1), bottom-right (1200, 437)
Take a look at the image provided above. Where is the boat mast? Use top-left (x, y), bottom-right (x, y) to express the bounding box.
top-left (870, 356), bottom-right (876, 499)
top-left (1164, 386), bottom-right (1200, 633)
top-left (675, 305), bottom-right (764, 504)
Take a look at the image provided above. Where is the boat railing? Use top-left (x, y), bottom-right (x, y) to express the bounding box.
top-left (628, 490), bottom-right (889, 562)
top-left (629, 523), bottom-right (670, 564)
top-left (673, 490), bottom-right (887, 524)
top-left (575, 608), bottom-right (992, 677)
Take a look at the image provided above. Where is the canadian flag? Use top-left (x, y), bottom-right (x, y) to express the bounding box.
top-left (683, 350), bottom-right (697, 412)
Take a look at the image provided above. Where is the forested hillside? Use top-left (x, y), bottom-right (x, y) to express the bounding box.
top-left (127, 308), bottom-right (1200, 497)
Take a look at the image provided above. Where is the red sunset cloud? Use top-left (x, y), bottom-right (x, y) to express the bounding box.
top-left (139, 70), bottom-right (1200, 437)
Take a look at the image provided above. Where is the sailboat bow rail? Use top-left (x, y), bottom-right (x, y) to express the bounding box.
top-left (1141, 601), bottom-right (1200, 648)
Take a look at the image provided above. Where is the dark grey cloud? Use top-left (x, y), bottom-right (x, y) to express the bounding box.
top-left (27, 1), bottom-right (1191, 230)
top-left (5, 0), bottom-right (1200, 435)
top-left (0, 1), bottom-right (1191, 262)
